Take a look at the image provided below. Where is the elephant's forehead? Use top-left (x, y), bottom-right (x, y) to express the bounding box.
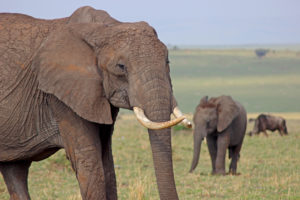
top-left (130, 42), bottom-right (165, 57)
top-left (111, 37), bottom-right (166, 62)
top-left (196, 107), bottom-right (216, 117)
top-left (109, 23), bottom-right (161, 46)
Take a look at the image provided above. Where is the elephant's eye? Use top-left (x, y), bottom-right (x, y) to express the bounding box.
top-left (166, 60), bottom-right (170, 64)
top-left (117, 64), bottom-right (125, 71)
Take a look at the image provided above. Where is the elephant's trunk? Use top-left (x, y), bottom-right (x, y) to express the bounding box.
top-left (136, 68), bottom-right (179, 199)
top-left (147, 110), bottom-right (179, 200)
top-left (189, 127), bottom-right (205, 172)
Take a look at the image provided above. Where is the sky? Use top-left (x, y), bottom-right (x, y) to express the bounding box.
top-left (1, 0), bottom-right (300, 46)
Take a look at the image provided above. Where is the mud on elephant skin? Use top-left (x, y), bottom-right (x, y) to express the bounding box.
top-left (0, 6), bottom-right (191, 200)
top-left (248, 114), bottom-right (288, 137)
top-left (189, 95), bottom-right (247, 175)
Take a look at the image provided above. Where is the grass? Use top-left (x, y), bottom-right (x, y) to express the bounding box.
top-left (169, 49), bottom-right (300, 113)
top-left (1, 113), bottom-right (299, 200)
top-left (1, 49), bottom-right (300, 199)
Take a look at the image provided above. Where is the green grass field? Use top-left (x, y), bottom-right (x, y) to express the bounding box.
top-left (1, 114), bottom-right (299, 200)
top-left (170, 49), bottom-right (300, 113)
top-left (0, 49), bottom-right (300, 199)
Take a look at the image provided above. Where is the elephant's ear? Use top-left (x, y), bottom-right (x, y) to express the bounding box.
top-left (32, 27), bottom-right (113, 124)
top-left (199, 96), bottom-right (208, 106)
top-left (215, 96), bottom-right (239, 132)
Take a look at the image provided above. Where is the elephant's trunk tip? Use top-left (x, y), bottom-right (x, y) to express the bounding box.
top-left (189, 167), bottom-right (195, 173)
top-left (189, 161), bottom-right (198, 173)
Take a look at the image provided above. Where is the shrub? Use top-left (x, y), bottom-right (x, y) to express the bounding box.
top-left (255, 48), bottom-right (269, 58)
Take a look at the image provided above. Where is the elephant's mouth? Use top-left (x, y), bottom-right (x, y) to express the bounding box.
top-left (109, 89), bottom-right (130, 109)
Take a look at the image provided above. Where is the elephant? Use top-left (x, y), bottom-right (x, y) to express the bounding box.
top-left (0, 6), bottom-right (191, 200)
top-left (189, 95), bottom-right (247, 175)
top-left (248, 114), bottom-right (288, 137)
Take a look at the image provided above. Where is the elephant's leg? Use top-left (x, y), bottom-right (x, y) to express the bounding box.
top-left (229, 144), bottom-right (242, 175)
top-left (0, 161), bottom-right (31, 200)
top-left (215, 132), bottom-right (230, 175)
top-left (206, 135), bottom-right (217, 174)
top-left (59, 114), bottom-right (107, 200)
top-left (99, 125), bottom-right (117, 200)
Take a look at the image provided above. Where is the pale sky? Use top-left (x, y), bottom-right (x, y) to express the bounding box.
top-left (1, 0), bottom-right (300, 46)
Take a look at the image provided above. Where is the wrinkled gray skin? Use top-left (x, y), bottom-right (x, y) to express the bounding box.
top-left (189, 96), bottom-right (247, 175)
top-left (248, 114), bottom-right (288, 137)
top-left (0, 6), bottom-right (180, 200)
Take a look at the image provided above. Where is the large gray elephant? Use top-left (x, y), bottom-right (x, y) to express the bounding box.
top-left (189, 96), bottom-right (247, 175)
top-left (0, 6), bottom-right (191, 200)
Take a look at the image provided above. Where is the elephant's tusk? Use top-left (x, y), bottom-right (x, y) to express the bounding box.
top-left (133, 107), bottom-right (185, 130)
top-left (173, 107), bottom-right (192, 128)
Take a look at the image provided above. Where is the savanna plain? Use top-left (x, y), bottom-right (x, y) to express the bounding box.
top-left (0, 49), bottom-right (300, 199)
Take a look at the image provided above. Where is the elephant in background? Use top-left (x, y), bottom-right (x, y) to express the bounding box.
top-left (0, 6), bottom-right (191, 200)
top-left (189, 95), bottom-right (247, 175)
top-left (248, 114), bottom-right (288, 137)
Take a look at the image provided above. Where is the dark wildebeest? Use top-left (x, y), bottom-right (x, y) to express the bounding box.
top-left (248, 114), bottom-right (288, 137)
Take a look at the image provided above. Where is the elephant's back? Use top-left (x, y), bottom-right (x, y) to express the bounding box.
top-left (0, 13), bottom-right (67, 72)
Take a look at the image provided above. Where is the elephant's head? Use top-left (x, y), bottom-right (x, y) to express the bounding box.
top-left (31, 7), bottom-right (190, 199)
top-left (189, 95), bottom-right (239, 172)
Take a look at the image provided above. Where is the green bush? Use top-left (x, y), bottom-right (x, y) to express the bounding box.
top-left (255, 48), bottom-right (269, 58)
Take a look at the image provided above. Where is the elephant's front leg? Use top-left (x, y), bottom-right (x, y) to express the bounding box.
top-left (215, 131), bottom-right (230, 175)
top-left (99, 124), bottom-right (117, 200)
top-left (206, 135), bottom-right (217, 174)
top-left (59, 114), bottom-right (107, 200)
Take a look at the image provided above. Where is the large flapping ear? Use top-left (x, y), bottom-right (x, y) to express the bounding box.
top-left (215, 96), bottom-right (239, 132)
top-left (32, 26), bottom-right (113, 124)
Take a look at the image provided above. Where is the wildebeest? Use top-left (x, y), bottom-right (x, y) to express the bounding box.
top-left (248, 114), bottom-right (288, 137)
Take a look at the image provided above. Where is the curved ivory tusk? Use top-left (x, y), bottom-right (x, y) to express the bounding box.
top-left (133, 107), bottom-right (185, 130)
top-left (173, 107), bottom-right (192, 128)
